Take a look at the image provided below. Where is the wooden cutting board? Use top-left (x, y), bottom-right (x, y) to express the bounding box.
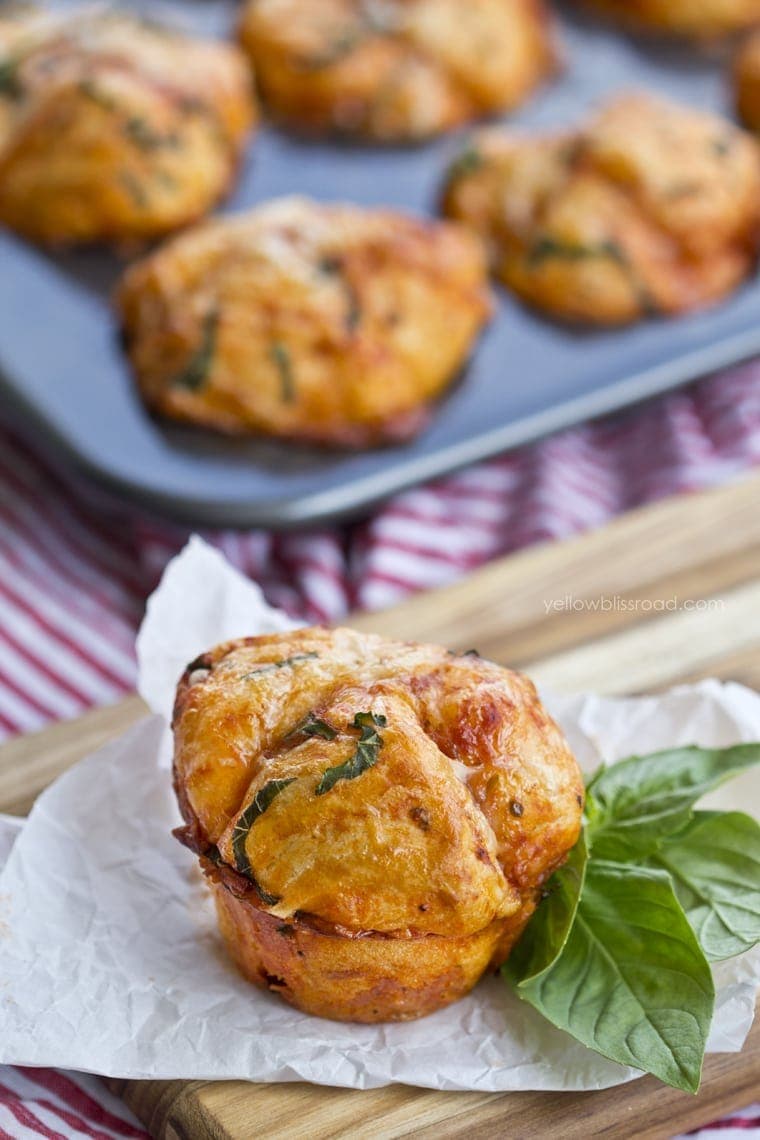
top-left (3, 472), bottom-right (760, 1139)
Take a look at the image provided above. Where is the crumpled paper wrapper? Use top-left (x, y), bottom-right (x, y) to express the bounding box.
top-left (0, 536), bottom-right (758, 1090)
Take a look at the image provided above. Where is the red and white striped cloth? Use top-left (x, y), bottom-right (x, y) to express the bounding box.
top-left (0, 1065), bottom-right (757, 1140)
top-left (1, 358), bottom-right (759, 1138)
top-left (0, 1069), bottom-right (148, 1139)
top-left (2, 359), bottom-right (760, 739)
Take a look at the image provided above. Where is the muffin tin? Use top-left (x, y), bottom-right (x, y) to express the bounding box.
top-left (1, 0), bottom-right (759, 528)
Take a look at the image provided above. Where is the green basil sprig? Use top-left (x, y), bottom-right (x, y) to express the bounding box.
top-left (172, 310), bottom-right (219, 392)
top-left (316, 711), bottom-right (386, 795)
top-left (269, 342), bottom-right (296, 403)
top-left (0, 55), bottom-right (24, 99)
top-left (231, 777), bottom-right (296, 905)
top-left (505, 743), bottom-right (760, 1093)
top-left (286, 712), bottom-right (337, 741)
top-left (647, 811), bottom-right (760, 963)
top-left (585, 744), bottom-right (760, 861)
top-left (241, 652), bottom-right (318, 680)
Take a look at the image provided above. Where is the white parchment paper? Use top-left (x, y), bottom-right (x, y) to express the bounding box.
top-left (0, 536), bottom-right (758, 1089)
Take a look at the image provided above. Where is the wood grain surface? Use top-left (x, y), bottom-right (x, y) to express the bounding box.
top-left (3, 472), bottom-right (760, 1139)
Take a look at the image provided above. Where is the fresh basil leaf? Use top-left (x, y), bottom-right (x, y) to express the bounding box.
top-left (504, 830), bottom-right (587, 987)
top-left (124, 115), bottom-right (181, 152)
top-left (448, 147), bottom-right (483, 180)
top-left (528, 236), bottom-right (627, 267)
top-left (586, 744), bottom-right (760, 861)
top-left (649, 811), bottom-right (760, 962)
top-left (299, 26), bottom-right (364, 69)
top-left (317, 256), bottom-right (361, 331)
top-left (712, 135), bottom-right (733, 157)
top-left (242, 652), bottom-right (318, 679)
top-left (286, 712), bottom-right (337, 741)
top-left (78, 79), bottom-right (117, 110)
top-left (270, 342), bottom-right (296, 402)
top-left (511, 859), bottom-right (714, 1093)
top-left (0, 55), bottom-right (23, 99)
top-left (251, 879), bottom-right (280, 907)
top-left (173, 310), bottom-right (219, 391)
top-left (315, 711), bottom-right (386, 796)
top-left (118, 171), bottom-right (149, 209)
top-left (526, 236), bottom-right (659, 314)
top-left (232, 778), bottom-right (296, 879)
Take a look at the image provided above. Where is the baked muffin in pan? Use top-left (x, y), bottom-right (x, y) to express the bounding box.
top-left (442, 93), bottom-right (760, 326)
top-left (172, 627), bottom-right (584, 1022)
top-left (238, 0), bottom-right (556, 142)
top-left (574, 0), bottom-right (760, 38)
top-left (736, 30), bottom-right (760, 130)
top-left (0, 6), bottom-right (256, 246)
top-left (116, 196), bottom-right (492, 447)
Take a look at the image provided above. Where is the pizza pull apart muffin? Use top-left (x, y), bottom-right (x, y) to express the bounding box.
top-left (736, 31), bottom-right (760, 131)
top-left (238, 0), bottom-right (556, 142)
top-left (116, 197), bottom-right (491, 447)
top-left (172, 628), bottom-right (584, 1022)
top-left (442, 93), bottom-right (760, 325)
top-left (575, 0), bottom-right (760, 37)
top-left (0, 7), bottom-right (256, 246)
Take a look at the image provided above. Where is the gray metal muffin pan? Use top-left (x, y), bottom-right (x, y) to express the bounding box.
top-left (1, 0), bottom-right (760, 529)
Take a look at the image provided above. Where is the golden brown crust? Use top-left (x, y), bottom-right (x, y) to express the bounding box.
top-left (0, 7), bottom-right (256, 246)
top-left (736, 30), bottom-right (760, 130)
top-left (212, 883), bottom-right (526, 1022)
top-left (172, 627), bottom-right (583, 1021)
top-left (577, 0), bottom-right (760, 37)
top-left (238, 0), bottom-right (556, 141)
top-left (442, 93), bottom-right (760, 326)
top-left (116, 197), bottom-right (492, 447)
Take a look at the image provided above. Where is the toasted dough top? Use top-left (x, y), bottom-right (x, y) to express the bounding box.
top-left (238, 0), bottom-right (555, 140)
top-left (172, 627), bottom-right (583, 938)
top-left (443, 93), bottom-right (760, 324)
top-left (0, 7), bottom-right (255, 244)
top-left (117, 196), bottom-right (491, 446)
top-left (577, 0), bottom-right (760, 37)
